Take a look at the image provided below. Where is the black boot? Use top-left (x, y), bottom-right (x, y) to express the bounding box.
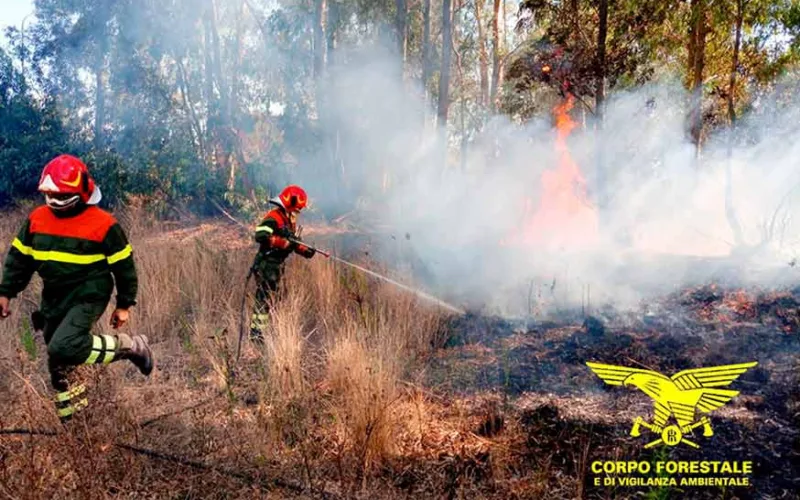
top-left (249, 328), bottom-right (264, 344)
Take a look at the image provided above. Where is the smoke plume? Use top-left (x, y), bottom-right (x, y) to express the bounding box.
top-left (305, 46), bottom-right (800, 317)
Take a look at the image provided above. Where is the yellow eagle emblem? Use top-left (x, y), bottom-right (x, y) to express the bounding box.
top-left (586, 361), bottom-right (758, 448)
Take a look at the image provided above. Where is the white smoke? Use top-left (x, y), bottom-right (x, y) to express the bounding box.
top-left (22, 0), bottom-right (798, 315)
top-left (305, 46), bottom-right (800, 317)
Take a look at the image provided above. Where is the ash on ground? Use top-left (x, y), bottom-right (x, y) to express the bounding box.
top-left (426, 283), bottom-right (800, 499)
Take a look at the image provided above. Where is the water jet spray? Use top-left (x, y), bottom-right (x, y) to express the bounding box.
top-left (283, 236), bottom-right (466, 315)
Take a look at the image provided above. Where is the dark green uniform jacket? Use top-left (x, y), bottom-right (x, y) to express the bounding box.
top-left (248, 206), bottom-right (295, 334)
top-left (0, 204), bottom-right (137, 320)
top-left (253, 206), bottom-right (300, 283)
top-left (254, 207), bottom-right (295, 266)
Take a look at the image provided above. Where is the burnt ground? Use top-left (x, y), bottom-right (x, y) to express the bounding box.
top-left (423, 284), bottom-right (800, 499)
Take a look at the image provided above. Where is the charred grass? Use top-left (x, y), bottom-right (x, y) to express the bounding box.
top-left (1, 206), bottom-right (800, 499)
top-left (428, 284), bottom-right (800, 499)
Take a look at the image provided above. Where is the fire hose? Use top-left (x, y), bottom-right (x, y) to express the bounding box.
top-left (277, 234), bottom-right (465, 315)
top-left (235, 235), bottom-right (465, 362)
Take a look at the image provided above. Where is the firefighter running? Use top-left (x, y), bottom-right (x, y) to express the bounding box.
top-left (0, 154), bottom-right (154, 423)
top-left (249, 185), bottom-right (317, 342)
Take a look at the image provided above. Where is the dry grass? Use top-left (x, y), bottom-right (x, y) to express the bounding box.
top-left (0, 203), bottom-right (456, 498)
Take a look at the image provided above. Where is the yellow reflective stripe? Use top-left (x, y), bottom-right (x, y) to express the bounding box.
top-left (103, 334), bottom-right (116, 349)
top-left (255, 226), bottom-right (273, 233)
top-left (12, 238), bottom-right (134, 265)
top-left (102, 335), bottom-right (116, 364)
top-left (251, 313), bottom-right (269, 328)
top-left (58, 406), bottom-right (75, 417)
top-left (58, 397), bottom-right (88, 418)
top-left (56, 384), bottom-right (86, 402)
top-left (12, 238), bottom-right (106, 265)
top-left (11, 238), bottom-right (32, 255)
top-left (107, 244), bottom-right (132, 264)
top-left (85, 335), bottom-right (117, 364)
top-left (251, 313), bottom-right (269, 324)
top-left (84, 335), bottom-right (103, 364)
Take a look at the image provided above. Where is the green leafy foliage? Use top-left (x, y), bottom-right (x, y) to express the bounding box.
top-left (0, 0), bottom-right (798, 213)
top-left (0, 47), bottom-right (73, 207)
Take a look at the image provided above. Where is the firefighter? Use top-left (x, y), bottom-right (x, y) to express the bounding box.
top-left (250, 185), bottom-right (317, 341)
top-left (0, 154), bottom-right (154, 423)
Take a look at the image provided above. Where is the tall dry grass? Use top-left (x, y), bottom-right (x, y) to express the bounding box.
top-left (251, 234), bottom-right (447, 486)
top-left (0, 202), bottom-right (450, 497)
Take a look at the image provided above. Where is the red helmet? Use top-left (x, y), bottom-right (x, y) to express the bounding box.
top-left (38, 154), bottom-right (102, 209)
top-left (273, 185), bottom-right (308, 213)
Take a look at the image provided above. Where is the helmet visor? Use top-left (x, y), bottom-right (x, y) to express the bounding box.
top-left (45, 193), bottom-right (81, 210)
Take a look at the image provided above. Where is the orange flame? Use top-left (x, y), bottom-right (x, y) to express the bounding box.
top-left (514, 94), bottom-right (599, 250)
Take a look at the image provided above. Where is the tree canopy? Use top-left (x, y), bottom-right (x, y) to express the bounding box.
top-left (1, 0), bottom-right (799, 217)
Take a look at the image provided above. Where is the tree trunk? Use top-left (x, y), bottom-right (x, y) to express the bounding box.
top-left (228, 0), bottom-right (251, 195)
top-left (595, 0), bottom-right (607, 122)
top-left (228, 2), bottom-right (241, 192)
top-left (687, 0), bottom-right (707, 154)
top-left (313, 0), bottom-right (328, 180)
top-left (570, 0), bottom-right (579, 33)
top-left (454, 23), bottom-right (468, 170)
top-left (177, 58), bottom-right (206, 160)
top-left (725, 0), bottom-right (745, 246)
top-left (203, 3), bottom-right (219, 168)
top-left (314, 0), bottom-right (327, 79)
top-left (460, 96), bottom-right (468, 170)
top-left (421, 0), bottom-right (433, 113)
top-left (475, 0), bottom-right (489, 107)
top-left (489, 0), bottom-right (503, 112)
top-left (208, 0), bottom-right (226, 120)
top-left (438, 0), bottom-right (453, 169)
top-left (727, 0), bottom-right (743, 130)
top-left (438, 0), bottom-right (453, 127)
top-left (327, 0), bottom-right (338, 63)
top-left (231, 0), bottom-right (243, 123)
top-left (326, 1), bottom-right (345, 189)
top-left (395, 0), bottom-right (407, 68)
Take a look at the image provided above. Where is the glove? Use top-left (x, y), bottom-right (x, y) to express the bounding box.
top-left (0, 296), bottom-right (10, 319)
top-left (110, 308), bottom-right (130, 329)
top-left (295, 244), bottom-right (316, 259)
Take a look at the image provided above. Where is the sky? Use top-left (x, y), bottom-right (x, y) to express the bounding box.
top-left (0, 0), bottom-right (35, 40)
